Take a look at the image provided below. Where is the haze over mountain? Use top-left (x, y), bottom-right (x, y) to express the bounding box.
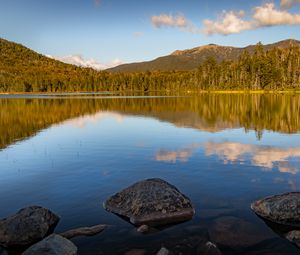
top-left (108, 39), bottom-right (300, 72)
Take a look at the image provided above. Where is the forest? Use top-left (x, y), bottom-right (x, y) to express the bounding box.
top-left (0, 38), bottom-right (300, 92)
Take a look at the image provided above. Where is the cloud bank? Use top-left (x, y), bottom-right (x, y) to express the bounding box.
top-left (204, 3), bottom-right (300, 35)
top-left (152, 1), bottom-right (300, 36)
top-left (47, 54), bottom-right (124, 70)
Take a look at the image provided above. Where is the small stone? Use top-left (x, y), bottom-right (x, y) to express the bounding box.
top-left (22, 234), bottom-right (77, 255)
top-left (137, 225), bottom-right (149, 233)
top-left (60, 224), bottom-right (107, 239)
top-left (157, 247), bottom-right (170, 255)
top-left (124, 249), bottom-right (146, 255)
top-left (0, 206), bottom-right (60, 248)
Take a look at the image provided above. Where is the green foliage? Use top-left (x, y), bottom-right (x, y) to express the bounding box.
top-left (1, 38), bottom-right (300, 92)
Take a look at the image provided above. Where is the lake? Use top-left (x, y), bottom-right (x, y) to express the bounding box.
top-left (0, 93), bottom-right (300, 254)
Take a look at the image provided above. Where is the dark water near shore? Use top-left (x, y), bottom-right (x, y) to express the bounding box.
top-left (0, 94), bottom-right (300, 254)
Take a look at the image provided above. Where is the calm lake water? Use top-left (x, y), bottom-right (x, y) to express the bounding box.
top-left (0, 94), bottom-right (300, 254)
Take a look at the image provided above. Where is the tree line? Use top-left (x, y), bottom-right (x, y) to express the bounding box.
top-left (0, 40), bottom-right (300, 92)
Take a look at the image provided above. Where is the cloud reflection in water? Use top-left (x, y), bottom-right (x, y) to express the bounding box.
top-left (155, 142), bottom-right (300, 175)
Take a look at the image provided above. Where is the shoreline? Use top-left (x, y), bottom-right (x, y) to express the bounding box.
top-left (1, 90), bottom-right (300, 95)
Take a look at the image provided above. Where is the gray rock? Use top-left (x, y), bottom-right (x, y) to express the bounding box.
top-left (286, 230), bottom-right (300, 248)
top-left (209, 216), bottom-right (269, 248)
top-left (0, 206), bottom-right (60, 248)
top-left (197, 241), bottom-right (222, 255)
top-left (22, 234), bottom-right (77, 255)
top-left (251, 192), bottom-right (300, 227)
top-left (157, 247), bottom-right (170, 255)
top-left (104, 178), bottom-right (194, 227)
top-left (59, 224), bottom-right (107, 239)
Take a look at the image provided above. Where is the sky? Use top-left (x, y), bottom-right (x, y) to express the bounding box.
top-left (1, 0), bottom-right (300, 69)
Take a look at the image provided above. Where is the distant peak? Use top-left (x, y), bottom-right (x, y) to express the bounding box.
top-left (171, 43), bottom-right (234, 56)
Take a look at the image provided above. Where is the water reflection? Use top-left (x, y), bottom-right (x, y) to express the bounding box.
top-left (155, 149), bottom-right (194, 163)
top-left (62, 112), bottom-right (125, 128)
top-left (1, 94), bottom-right (300, 149)
top-left (205, 142), bottom-right (300, 174)
top-left (155, 141), bottom-right (300, 175)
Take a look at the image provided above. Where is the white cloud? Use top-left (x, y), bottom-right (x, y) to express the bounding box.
top-left (203, 10), bottom-right (253, 35)
top-left (151, 14), bottom-right (188, 28)
top-left (280, 0), bottom-right (300, 8)
top-left (46, 54), bottom-right (124, 70)
top-left (253, 3), bottom-right (300, 26)
top-left (203, 3), bottom-right (300, 35)
top-left (153, 2), bottom-right (300, 36)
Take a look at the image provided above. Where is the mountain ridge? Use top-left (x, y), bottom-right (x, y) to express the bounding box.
top-left (108, 39), bottom-right (300, 72)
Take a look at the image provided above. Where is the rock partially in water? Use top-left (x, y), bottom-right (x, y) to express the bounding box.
top-left (0, 206), bottom-right (60, 248)
top-left (22, 234), bottom-right (77, 255)
top-left (209, 216), bottom-right (269, 248)
top-left (59, 224), bottom-right (107, 239)
top-left (104, 178), bottom-right (195, 226)
top-left (286, 230), bottom-right (300, 248)
top-left (251, 192), bottom-right (300, 227)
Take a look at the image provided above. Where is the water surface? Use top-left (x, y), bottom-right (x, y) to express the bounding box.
top-left (0, 94), bottom-right (300, 254)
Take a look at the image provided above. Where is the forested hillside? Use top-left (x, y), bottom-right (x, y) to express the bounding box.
top-left (0, 38), bottom-right (300, 92)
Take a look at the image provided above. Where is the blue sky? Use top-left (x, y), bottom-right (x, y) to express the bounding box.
top-left (1, 0), bottom-right (300, 68)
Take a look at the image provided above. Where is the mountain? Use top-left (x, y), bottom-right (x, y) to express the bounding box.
top-left (108, 39), bottom-right (300, 72)
top-left (0, 38), bottom-right (100, 92)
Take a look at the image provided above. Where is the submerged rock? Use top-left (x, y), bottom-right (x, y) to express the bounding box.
top-left (59, 224), bottom-right (107, 239)
top-left (251, 192), bottom-right (300, 227)
top-left (22, 234), bottom-right (77, 255)
top-left (209, 216), bottom-right (269, 248)
top-left (286, 230), bottom-right (300, 248)
top-left (104, 178), bottom-right (195, 226)
top-left (0, 206), bottom-right (60, 248)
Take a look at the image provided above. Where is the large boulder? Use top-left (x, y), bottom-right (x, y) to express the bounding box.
top-left (251, 192), bottom-right (300, 227)
top-left (22, 234), bottom-right (77, 255)
top-left (104, 178), bottom-right (195, 226)
top-left (0, 206), bottom-right (60, 248)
